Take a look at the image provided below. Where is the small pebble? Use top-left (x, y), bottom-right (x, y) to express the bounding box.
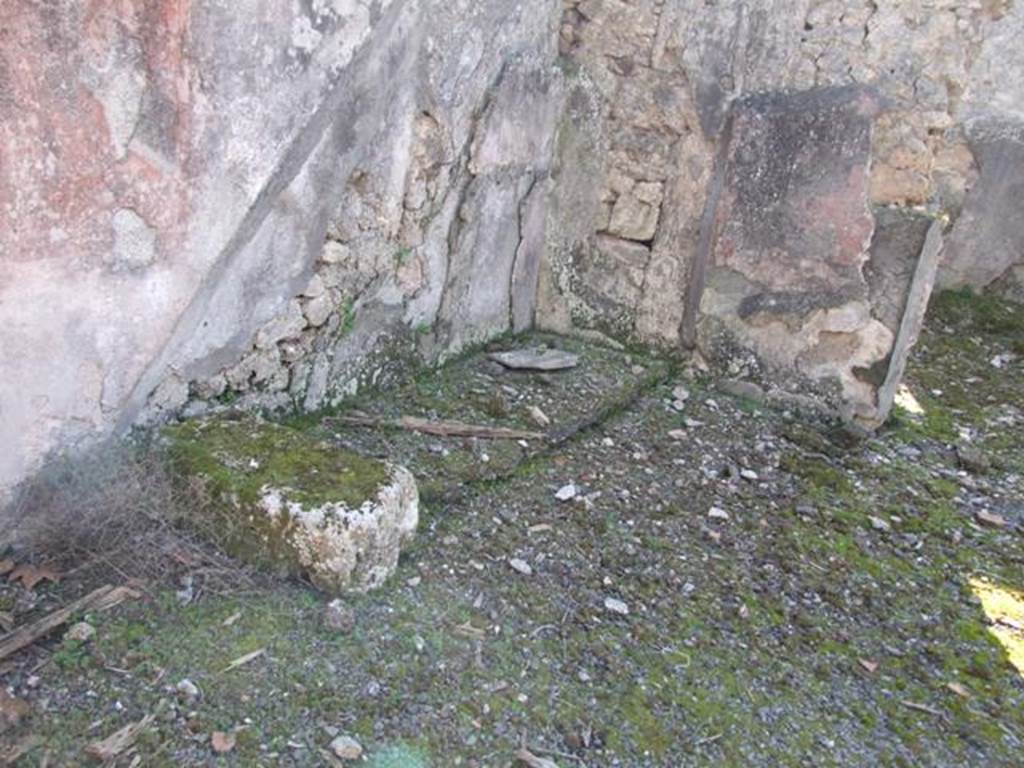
top-left (555, 483), bottom-right (578, 501)
top-left (509, 558), bottom-right (533, 576)
top-left (329, 735), bottom-right (363, 761)
top-left (708, 506), bottom-right (730, 520)
top-left (176, 679), bottom-right (201, 701)
top-left (604, 597), bottom-right (630, 615)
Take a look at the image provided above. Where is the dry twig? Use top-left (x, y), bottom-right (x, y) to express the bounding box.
top-left (222, 647), bottom-right (266, 673)
top-left (332, 414), bottom-right (545, 441)
top-left (85, 715), bottom-right (155, 762)
top-left (0, 585), bottom-right (120, 662)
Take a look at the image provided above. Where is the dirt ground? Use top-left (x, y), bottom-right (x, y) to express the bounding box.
top-left (1, 289), bottom-right (1023, 767)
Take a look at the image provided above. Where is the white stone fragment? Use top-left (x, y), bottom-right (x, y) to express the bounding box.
top-left (329, 735), bottom-right (363, 761)
top-left (604, 597), bottom-right (630, 615)
top-left (527, 405), bottom-right (551, 427)
top-left (509, 558), bottom-right (533, 576)
top-left (555, 483), bottom-right (578, 502)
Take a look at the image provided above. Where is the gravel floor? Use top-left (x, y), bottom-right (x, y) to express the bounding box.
top-left (1, 291), bottom-right (1022, 767)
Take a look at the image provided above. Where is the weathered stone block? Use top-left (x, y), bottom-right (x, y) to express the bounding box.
top-left (165, 417), bottom-right (418, 593)
top-left (865, 208), bottom-right (933, 333)
top-left (700, 86), bottom-right (892, 420)
top-left (581, 234), bottom-right (651, 312)
top-left (607, 180), bottom-right (663, 242)
top-left (941, 125), bottom-right (1024, 291)
top-left (716, 87), bottom-right (878, 292)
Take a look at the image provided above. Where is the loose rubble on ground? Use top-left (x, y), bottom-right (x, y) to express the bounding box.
top-left (0, 291), bottom-right (1022, 766)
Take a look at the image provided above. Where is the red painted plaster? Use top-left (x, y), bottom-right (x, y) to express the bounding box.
top-left (0, 0), bottom-right (194, 267)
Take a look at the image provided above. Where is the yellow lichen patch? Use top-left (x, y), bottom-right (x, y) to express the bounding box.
top-left (970, 577), bottom-right (1024, 677)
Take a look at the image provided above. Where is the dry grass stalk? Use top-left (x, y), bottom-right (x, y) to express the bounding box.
top-left (0, 439), bottom-right (261, 595)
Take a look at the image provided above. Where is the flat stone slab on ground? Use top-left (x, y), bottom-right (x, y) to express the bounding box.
top-left (487, 347), bottom-right (580, 371)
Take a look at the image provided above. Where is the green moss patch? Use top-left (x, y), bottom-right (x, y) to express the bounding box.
top-left (162, 416), bottom-right (394, 580)
top-left (164, 416), bottom-right (387, 509)
top-left (928, 288), bottom-right (1024, 338)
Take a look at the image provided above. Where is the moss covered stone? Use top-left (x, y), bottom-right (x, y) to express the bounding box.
top-left (164, 416), bottom-right (418, 593)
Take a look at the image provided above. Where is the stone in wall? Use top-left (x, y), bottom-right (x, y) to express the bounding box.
top-left (698, 86), bottom-right (893, 421)
top-left (605, 174), bottom-right (663, 242)
top-left (869, 113), bottom-right (935, 207)
top-left (580, 235), bottom-right (652, 319)
top-left (941, 124), bottom-right (1024, 292)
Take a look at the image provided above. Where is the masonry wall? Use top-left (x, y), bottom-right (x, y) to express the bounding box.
top-left (0, 0), bottom-right (563, 498)
top-left (539, 0), bottom-right (1024, 421)
top-left (3, 0), bottom-right (1023, 500)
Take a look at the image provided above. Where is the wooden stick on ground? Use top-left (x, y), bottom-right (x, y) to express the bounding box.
top-left (0, 584), bottom-right (115, 662)
top-left (901, 700), bottom-right (944, 717)
top-left (332, 415), bottom-right (545, 441)
top-left (85, 715), bottom-right (155, 762)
